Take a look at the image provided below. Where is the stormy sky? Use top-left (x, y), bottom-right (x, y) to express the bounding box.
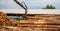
top-left (0, 0), bottom-right (60, 9)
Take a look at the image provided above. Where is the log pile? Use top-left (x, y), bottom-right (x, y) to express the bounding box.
top-left (0, 12), bottom-right (12, 26)
top-left (0, 12), bottom-right (18, 26)
top-left (0, 12), bottom-right (60, 31)
top-left (18, 14), bottom-right (60, 31)
top-left (0, 12), bottom-right (19, 31)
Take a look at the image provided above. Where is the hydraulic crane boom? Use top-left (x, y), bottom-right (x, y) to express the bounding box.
top-left (14, 0), bottom-right (27, 9)
top-left (14, 0), bottom-right (28, 19)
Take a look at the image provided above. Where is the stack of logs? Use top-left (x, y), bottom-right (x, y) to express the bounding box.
top-left (0, 12), bottom-right (12, 26)
top-left (0, 12), bottom-right (20, 31)
top-left (0, 12), bottom-right (60, 31)
top-left (18, 14), bottom-right (60, 31)
top-left (0, 12), bottom-right (18, 26)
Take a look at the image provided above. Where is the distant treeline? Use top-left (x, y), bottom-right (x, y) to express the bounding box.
top-left (43, 5), bottom-right (56, 9)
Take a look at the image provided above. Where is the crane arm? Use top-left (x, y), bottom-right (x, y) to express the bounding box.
top-left (14, 0), bottom-right (26, 9)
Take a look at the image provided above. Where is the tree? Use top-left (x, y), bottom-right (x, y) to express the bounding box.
top-left (14, 0), bottom-right (28, 20)
top-left (43, 5), bottom-right (56, 9)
